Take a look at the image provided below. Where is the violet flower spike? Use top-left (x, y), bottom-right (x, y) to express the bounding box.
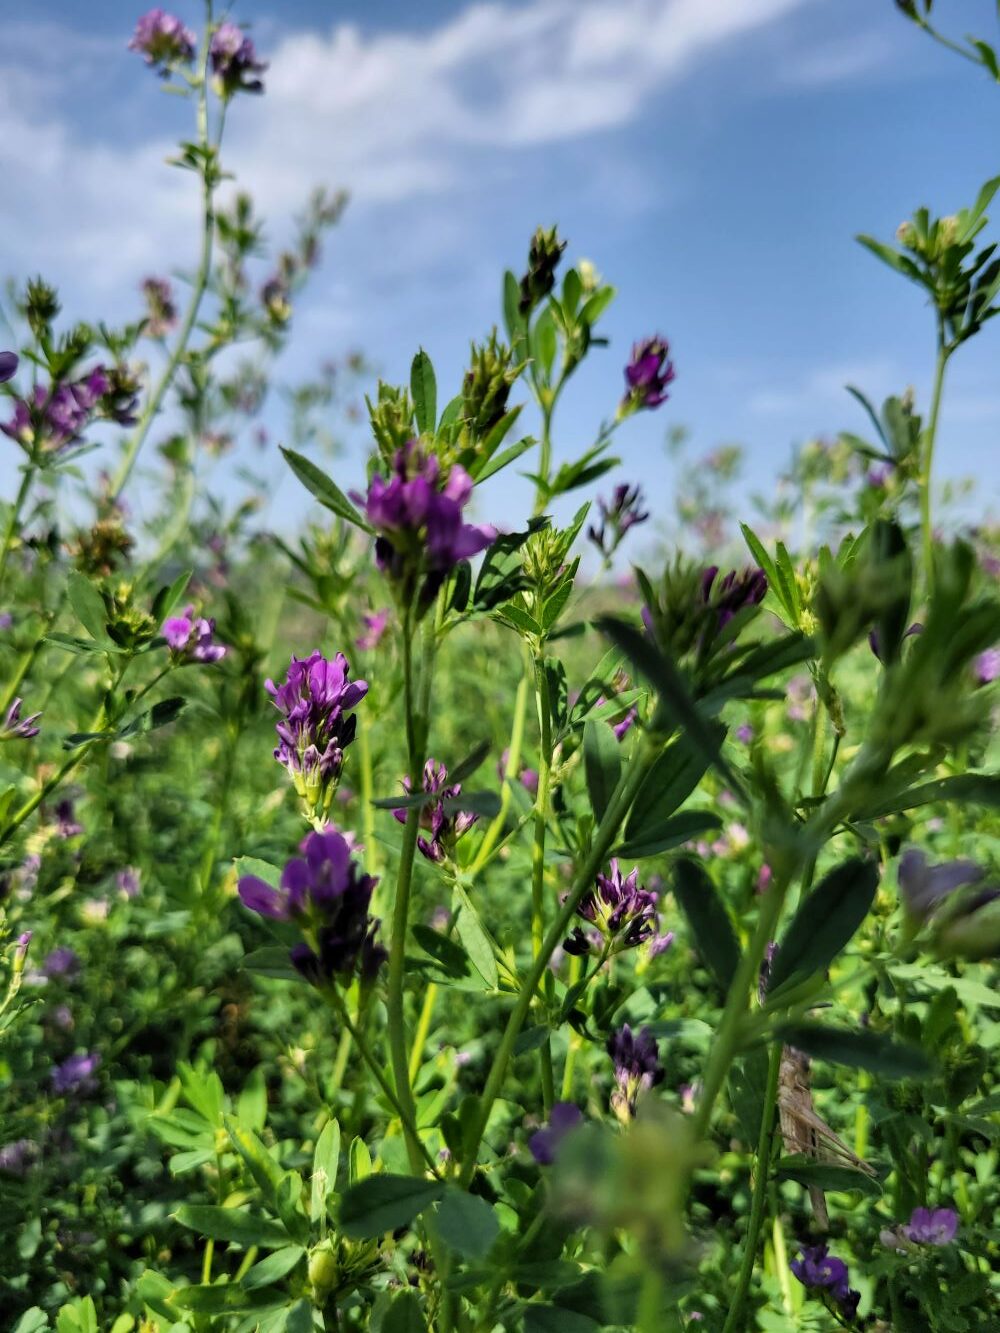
top-left (128, 9), bottom-right (196, 73)
top-left (897, 848), bottom-right (983, 923)
top-left (620, 336), bottom-right (675, 415)
top-left (392, 758), bottom-right (479, 863)
top-left (51, 1051), bottom-right (101, 1096)
top-left (238, 828), bottom-right (384, 988)
top-left (210, 22), bottom-right (268, 96)
top-left (2, 697), bottom-right (41, 741)
top-left (162, 604), bottom-right (227, 664)
top-left (607, 1023), bottom-right (664, 1122)
top-left (0, 351), bottom-right (18, 383)
top-left (904, 1206), bottom-right (959, 1245)
top-left (528, 1102), bottom-right (583, 1165)
top-left (266, 650), bottom-right (368, 824)
top-left (564, 859), bottom-right (661, 956)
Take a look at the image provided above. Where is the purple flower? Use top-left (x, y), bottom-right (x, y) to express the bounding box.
top-left (564, 860), bottom-right (661, 957)
top-left (0, 1138), bottom-right (38, 1176)
top-left (736, 724), bottom-right (754, 744)
top-left (607, 1024), bottom-right (664, 1121)
top-left (116, 866), bottom-right (141, 899)
top-left (2, 697), bottom-right (41, 741)
top-left (868, 621), bottom-right (922, 664)
top-left (791, 1244), bottom-right (860, 1321)
top-left (528, 1102), bottom-right (583, 1165)
top-left (897, 848), bottom-right (983, 923)
top-left (621, 336), bottom-right (675, 414)
top-left (356, 609), bottom-right (390, 652)
top-left (238, 828), bottom-right (384, 987)
top-left (210, 22), bottom-right (267, 96)
top-left (0, 612), bottom-right (12, 630)
top-left (392, 759), bottom-right (479, 863)
top-left (498, 749), bottom-right (539, 795)
top-left (51, 1051), bottom-right (101, 1096)
top-left (0, 351), bottom-right (18, 383)
top-left (356, 442), bottom-right (496, 614)
top-left (266, 651), bottom-right (367, 822)
top-left (129, 9), bottom-right (196, 71)
top-left (162, 604), bottom-right (227, 663)
top-left (974, 647), bottom-right (1000, 685)
top-left (587, 484), bottom-right (650, 559)
top-left (700, 565), bottom-right (768, 630)
top-left (904, 1206), bottom-right (959, 1245)
top-left (54, 798), bottom-right (83, 839)
top-left (141, 277), bottom-right (178, 337)
top-left (3, 369), bottom-right (108, 455)
top-left (42, 948), bottom-right (80, 979)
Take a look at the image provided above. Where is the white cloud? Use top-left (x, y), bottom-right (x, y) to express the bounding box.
top-left (747, 359), bottom-right (901, 417)
top-left (0, 0), bottom-right (812, 299)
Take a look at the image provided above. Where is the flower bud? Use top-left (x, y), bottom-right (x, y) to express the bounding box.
top-left (518, 226), bottom-right (566, 315)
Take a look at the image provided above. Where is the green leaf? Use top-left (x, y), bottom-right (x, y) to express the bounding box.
top-left (775, 1022), bottom-right (932, 1078)
top-left (383, 1291), bottom-right (428, 1333)
top-left (443, 789), bottom-right (501, 819)
top-left (579, 285), bottom-right (616, 327)
top-left (151, 568), bottom-right (193, 623)
top-left (173, 1203), bottom-right (291, 1249)
top-left (523, 1306), bottom-right (601, 1333)
top-left (474, 434), bottom-right (535, 484)
top-left (311, 1118), bottom-right (341, 1222)
top-left (852, 773), bottom-right (1000, 821)
top-left (432, 1188), bottom-right (500, 1259)
top-left (672, 858), bottom-right (741, 990)
top-left (767, 858), bottom-right (879, 996)
top-left (775, 1155), bottom-right (881, 1196)
top-left (286, 1299), bottom-right (315, 1333)
top-left (411, 349), bottom-right (437, 435)
top-left (338, 1174), bottom-right (444, 1239)
top-left (14, 1310), bottom-right (50, 1333)
top-left (615, 810), bottom-right (721, 860)
top-left (449, 739), bottom-right (492, 785)
top-left (280, 447), bottom-right (371, 530)
top-left (45, 632), bottom-right (110, 655)
top-left (241, 1245), bottom-right (306, 1290)
top-left (349, 1135), bottom-right (372, 1185)
top-left (66, 572), bottom-right (109, 643)
top-left (583, 720), bottom-right (621, 822)
top-left (624, 731), bottom-right (720, 839)
top-left (177, 1061), bottom-right (224, 1125)
top-left (237, 1067), bottom-right (267, 1132)
top-left (226, 1120), bottom-right (286, 1203)
top-left (242, 947), bottom-right (300, 981)
top-left (452, 881), bottom-right (499, 989)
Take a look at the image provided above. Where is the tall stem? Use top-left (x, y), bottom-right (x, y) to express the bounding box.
top-left (533, 404), bottom-right (554, 517)
top-left (920, 337), bottom-right (949, 598)
top-left (458, 738), bottom-right (658, 1187)
top-left (0, 461), bottom-right (36, 596)
top-left (109, 12), bottom-right (217, 502)
top-left (530, 650), bottom-right (555, 1112)
top-left (721, 1040), bottom-right (782, 1333)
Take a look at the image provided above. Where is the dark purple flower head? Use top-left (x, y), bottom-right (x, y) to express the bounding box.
top-left (621, 336), bottom-right (675, 414)
top-left (701, 565), bottom-right (768, 630)
top-left (974, 647), bottom-right (1000, 685)
top-left (210, 22), bottom-right (267, 96)
top-left (868, 620), bottom-right (922, 664)
top-left (2, 697), bottom-right (41, 741)
top-left (587, 483), bottom-right (650, 559)
top-left (356, 442), bottom-right (496, 615)
top-left (897, 848), bottom-right (983, 923)
top-left (564, 860), bottom-right (661, 957)
top-left (904, 1206), bottom-right (959, 1245)
top-left (51, 1051), bottom-right (101, 1096)
top-left (791, 1244), bottom-right (860, 1321)
top-left (607, 1024), bottom-right (664, 1121)
top-left (128, 9), bottom-right (196, 72)
top-left (162, 603), bottom-right (227, 664)
top-left (392, 759), bottom-right (479, 863)
top-left (528, 1102), bottom-right (583, 1165)
top-left (54, 798), bottom-right (83, 838)
top-left (238, 828), bottom-right (384, 988)
top-left (116, 866), bottom-right (141, 899)
top-left (141, 277), bottom-right (178, 337)
top-left (42, 947), bottom-right (80, 979)
top-left (0, 351), bottom-right (18, 383)
top-left (356, 608), bottom-right (390, 652)
top-left (2, 369), bottom-right (108, 455)
top-left (0, 1138), bottom-right (39, 1176)
top-left (265, 651), bottom-right (367, 822)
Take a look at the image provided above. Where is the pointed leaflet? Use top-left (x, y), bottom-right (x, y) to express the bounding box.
top-left (338, 1174), bottom-right (443, 1239)
top-left (411, 349), bottom-right (437, 435)
top-left (280, 447), bottom-right (371, 531)
top-left (776, 1022), bottom-right (931, 1078)
top-left (583, 720), bottom-right (622, 822)
top-left (672, 858), bottom-right (741, 992)
top-left (767, 858), bottom-right (879, 996)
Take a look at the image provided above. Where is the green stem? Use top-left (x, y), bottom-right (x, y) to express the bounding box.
top-left (920, 338), bottom-right (949, 599)
top-left (109, 13), bottom-right (216, 502)
top-left (721, 1041), bottom-right (782, 1333)
top-left (457, 738), bottom-right (658, 1188)
top-left (467, 665), bottom-right (530, 876)
top-left (531, 650), bottom-right (555, 1114)
top-left (0, 460), bottom-right (36, 595)
top-left (327, 989), bottom-right (438, 1175)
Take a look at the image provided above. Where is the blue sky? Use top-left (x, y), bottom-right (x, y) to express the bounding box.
top-left (2, 0), bottom-right (999, 537)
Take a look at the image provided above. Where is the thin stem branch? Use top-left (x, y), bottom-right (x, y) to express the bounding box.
top-left (920, 336), bottom-right (949, 598)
